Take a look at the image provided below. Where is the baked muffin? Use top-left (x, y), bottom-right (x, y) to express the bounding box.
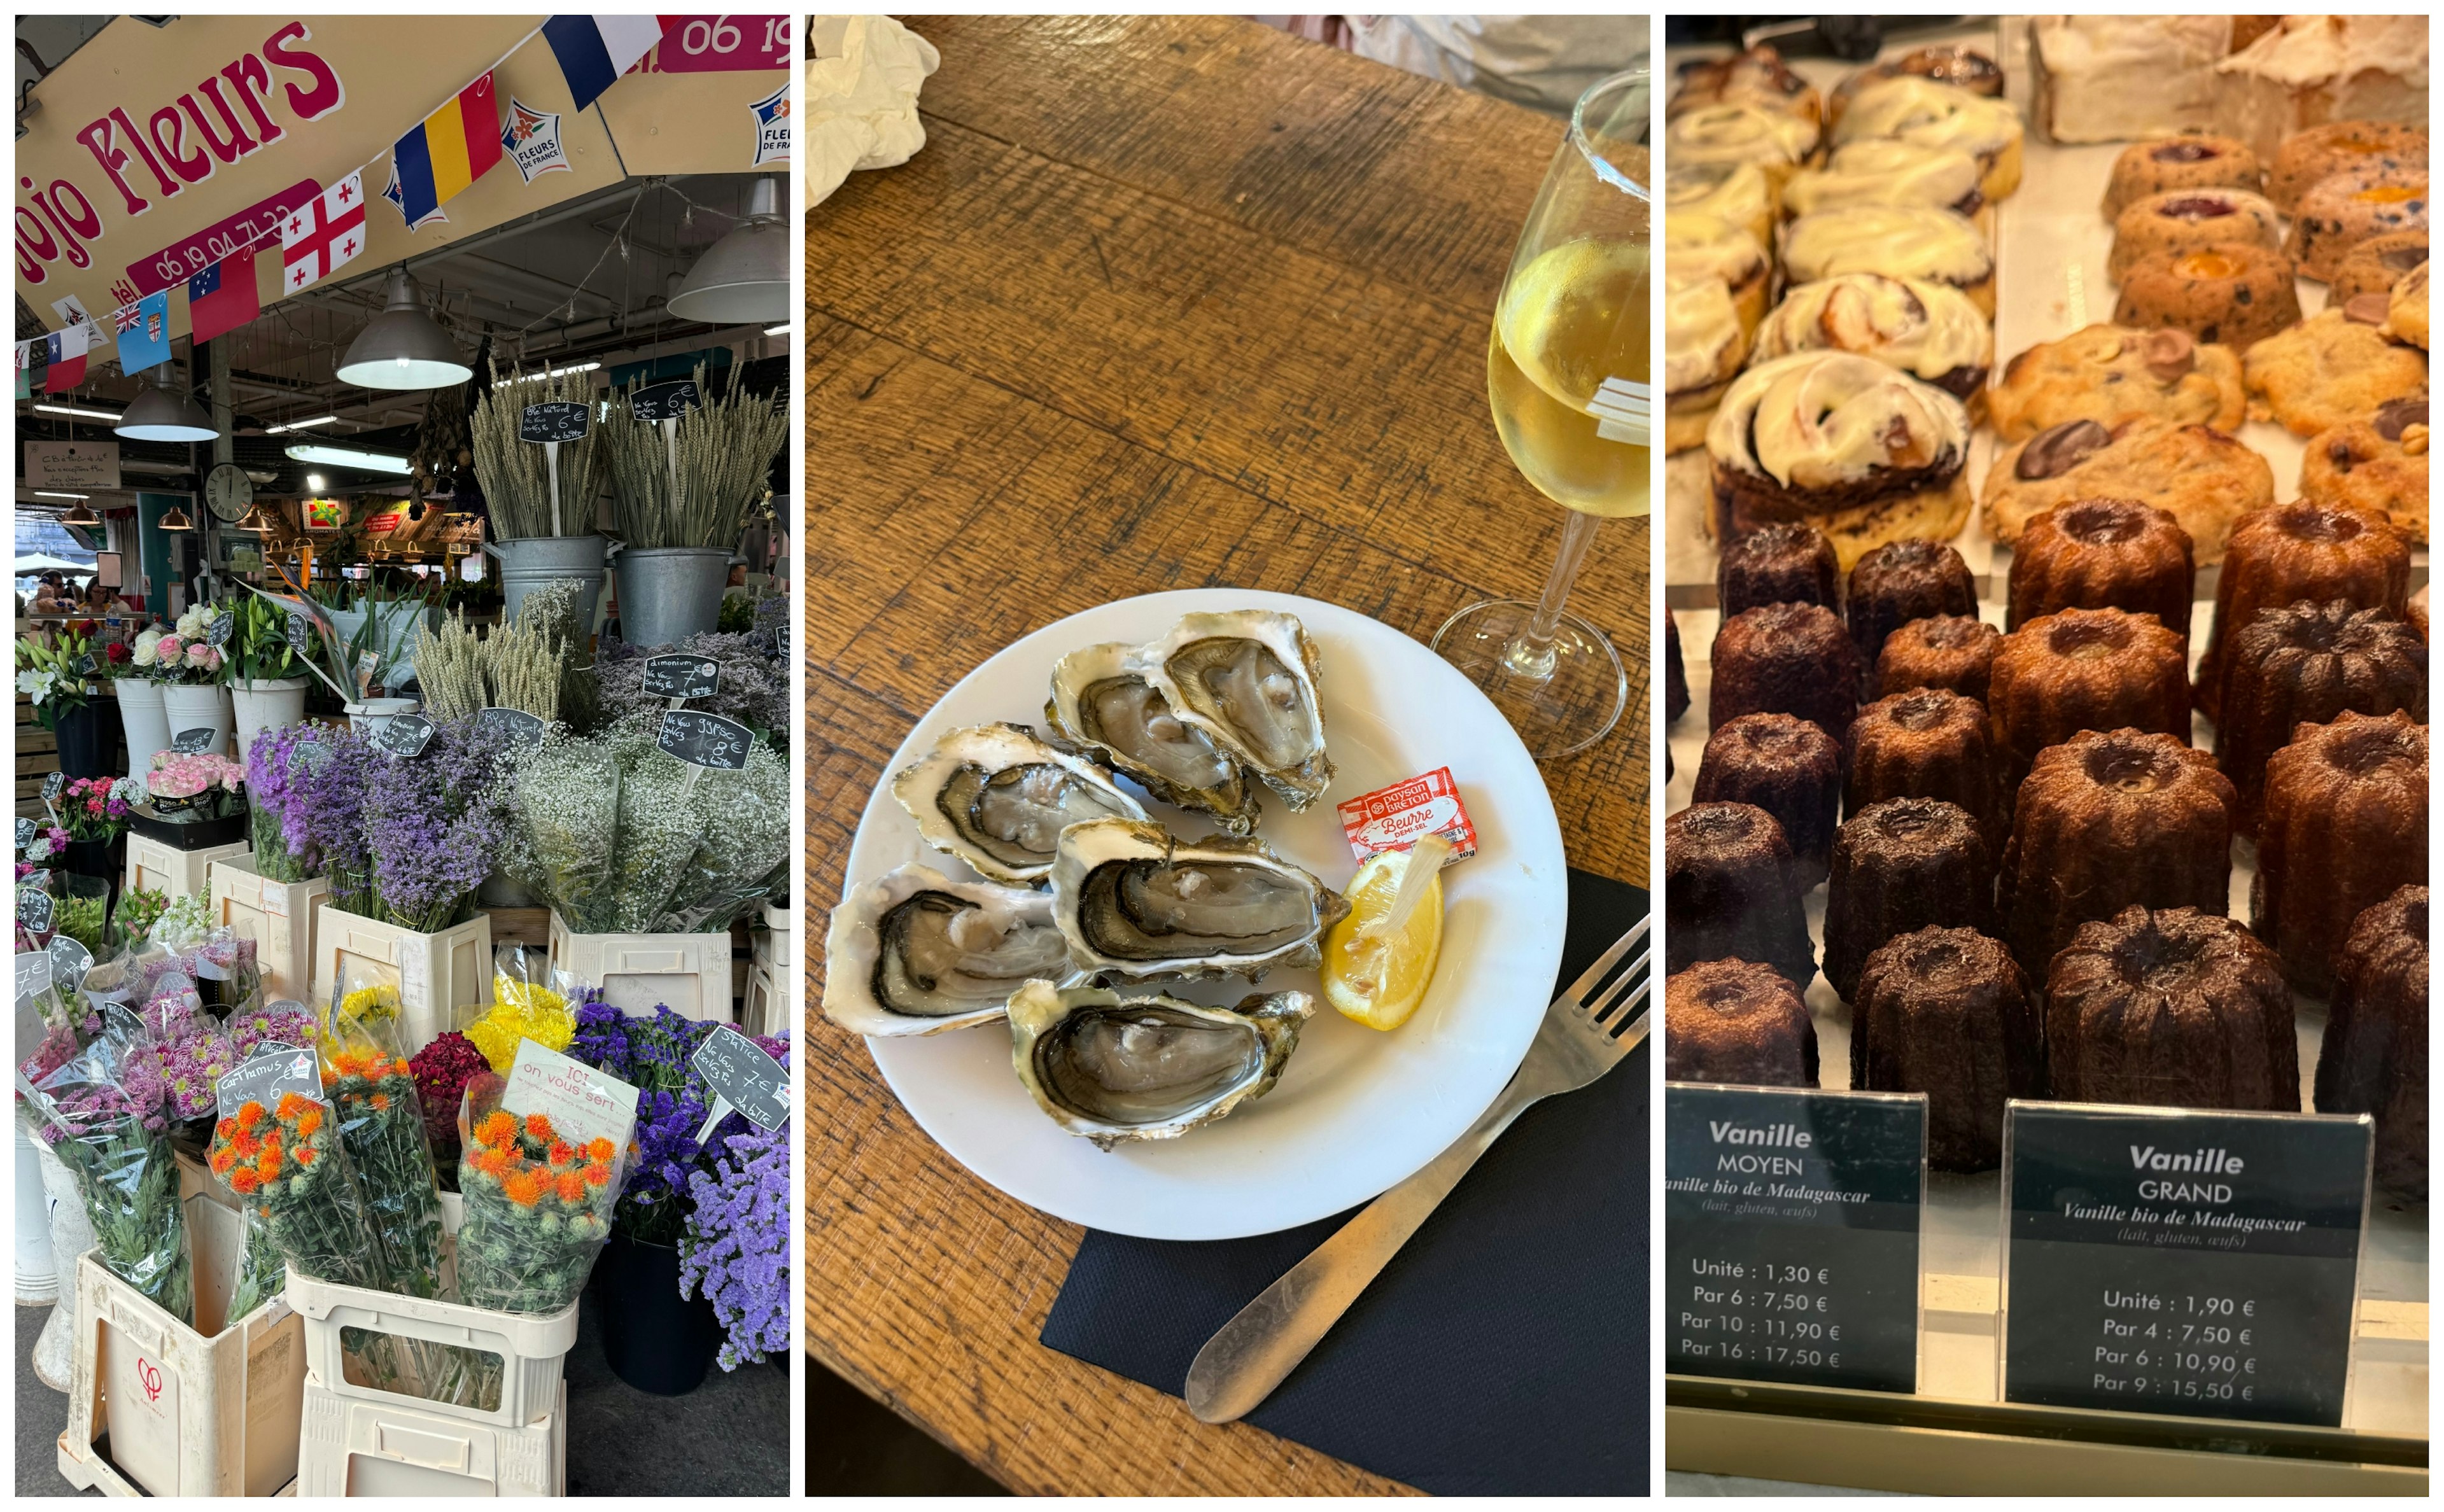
top-left (1664, 610), bottom-right (1689, 725)
top-left (2298, 398), bottom-right (2429, 544)
top-left (1694, 713), bottom-right (1844, 889)
top-left (2000, 732), bottom-right (2237, 984)
top-left (2109, 188), bottom-right (2284, 279)
top-left (2414, 584), bottom-right (2433, 642)
top-left (1666, 158), bottom-right (1778, 259)
top-left (1665, 802), bottom-right (1818, 991)
top-left (1846, 687), bottom-right (2003, 851)
top-left (1708, 352), bottom-right (1974, 571)
top-left (1834, 76), bottom-right (2025, 200)
top-left (1823, 799), bottom-right (1995, 1003)
top-left (1664, 958), bottom-right (1820, 1089)
top-left (2268, 121), bottom-right (2427, 213)
top-left (2214, 600), bottom-right (2427, 834)
top-left (1665, 277), bottom-right (1749, 456)
top-left (2101, 134), bottom-right (2264, 218)
top-left (1749, 273), bottom-right (1992, 408)
top-left (2254, 710), bottom-right (2429, 996)
top-left (2314, 885), bottom-right (2429, 1200)
top-left (1717, 521), bottom-right (1839, 620)
top-left (1781, 204), bottom-right (1996, 317)
top-left (1671, 44), bottom-right (1823, 136)
top-left (1983, 417), bottom-right (2274, 563)
top-left (2005, 498), bottom-right (2196, 642)
top-left (1851, 926), bottom-right (2039, 1171)
top-left (1989, 608), bottom-right (2194, 799)
top-left (2110, 244), bottom-right (2303, 351)
top-left (2242, 304), bottom-right (2431, 439)
top-left (1990, 325), bottom-right (2246, 440)
top-left (2384, 258), bottom-right (2429, 349)
top-left (1665, 102), bottom-right (1819, 187)
top-left (1783, 139), bottom-right (1984, 221)
top-left (1829, 45), bottom-right (2005, 125)
top-left (1666, 211), bottom-right (1772, 335)
top-left (1708, 600), bottom-right (1860, 738)
top-left (2045, 906), bottom-right (2298, 1111)
top-left (2288, 163), bottom-right (2429, 281)
top-left (2329, 230), bottom-right (2429, 302)
top-left (2195, 498), bottom-right (2411, 722)
top-left (1876, 615), bottom-right (2002, 706)
top-left (1848, 538), bottom-right (1976, 677)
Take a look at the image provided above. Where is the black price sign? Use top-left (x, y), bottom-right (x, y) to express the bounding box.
top-left (641, 653), bottom-right (720, 701)
top-left (75, 652), bottom-right (97, 675)
top-left (286, 612), bottom-right (314, 657)
top-left (18, 886), bottom-right (56, 936)
top-left (15, 818), bottom-right (34, 850)
top-left (370, 712), bottom-right (438, 759)
top-left (206, 611), bottom-right (235, 648)
top-left (689, 1023), bottom-right (790, 1140)
top-left (1666, 1084), bottom-right (1926, 1394)
top-left (477, 706), bottom-right (548, 745)
top-left (2002, 1103), bottom-right (2371, 1427)
top-left (519, 401), bottom-right (591, 444)
top-left (41, 773), bottom-right (64, 804)
top-left (630, 379), bottom-right (701, 423)
top-left (658, 710), bottom-right (752, 771)
top-left (171, 727), bottom-right (219, 755)
top-left (15, 950), bottom-right (52, 1007)
top-left (215, 1044), bottom-right (324, 1119)
top-left (46, 934), bottom-right (92, 995)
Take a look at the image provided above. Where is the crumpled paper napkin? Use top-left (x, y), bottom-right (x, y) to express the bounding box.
top-left (806, 15), bottom-right (941, 209)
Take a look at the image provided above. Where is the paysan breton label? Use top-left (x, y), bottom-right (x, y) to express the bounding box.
top-left (1336, 767), bottom-right (1478, 865)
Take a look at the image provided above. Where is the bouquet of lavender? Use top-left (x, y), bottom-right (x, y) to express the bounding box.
top-left (32, 1006), bottom-right (194, 1324)
top-left (362, 715), bottom-right (512, 932)
top-left (678, 1040), bottom-right (789, 1369)
top-left (246, 724), bottom-right (328, 884)
top-left (270, 725), bottom-right (378, 916)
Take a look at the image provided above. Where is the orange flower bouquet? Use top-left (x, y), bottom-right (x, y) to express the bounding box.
top-left (207, 1091), bottom-right (384, 1292)
top-left (456, 1074), bottom-right (629, 1314)
top-left (320, 1035), bottom-right (447, 1305)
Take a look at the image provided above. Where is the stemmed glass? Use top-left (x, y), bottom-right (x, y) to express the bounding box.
top-left (1433, 66), bottom-right (1650, 759)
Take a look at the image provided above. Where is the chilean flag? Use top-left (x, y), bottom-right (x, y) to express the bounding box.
top-left (188, 247), bottom-right (261, 347)
top-left (542, 15), bottom-right (673, 110)
top-left (281, 172), bottom-right (369, 294)
top-left (42, 324), bottom-right (88, 393)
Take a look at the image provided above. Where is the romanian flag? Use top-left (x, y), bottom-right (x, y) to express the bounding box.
top-left (391, 73), bottom-right (504, 228)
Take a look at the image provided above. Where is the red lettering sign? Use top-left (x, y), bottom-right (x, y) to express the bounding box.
top-left (634, 15), bottom-right (791, 73)
top-left (123, 177), bottom-right (316, 297)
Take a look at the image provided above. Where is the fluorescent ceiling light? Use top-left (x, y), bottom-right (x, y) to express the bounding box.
top-left (34, 491), bottom-right (90, 500)
top-left (763, 324), bottom-right (790, 336)
top-left (285, 442), bottom-right (412, 475)
top-left (34, 403), bottom-right (121, 422)
top-left (492, 361), bottom-right (601, 388)
top-left (306, 473), bottom-right (327, 491)
top-left (267, 416), bottom-right (339, 433)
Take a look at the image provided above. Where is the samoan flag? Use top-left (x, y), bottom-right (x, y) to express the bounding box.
top-left (114, 291), bottom-right (172, 374)
top-left (542, 15), bottom-right (672, 111)
top-left (390, 73), bottom-right (504, 228)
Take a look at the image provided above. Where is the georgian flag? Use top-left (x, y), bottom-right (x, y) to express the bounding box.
top-left (281, 172), bottom-right (369, 294)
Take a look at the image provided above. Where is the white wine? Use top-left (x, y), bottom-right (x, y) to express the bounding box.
top-left (1486, 237), bottom-right (1652, 518)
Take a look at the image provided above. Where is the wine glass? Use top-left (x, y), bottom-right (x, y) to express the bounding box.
top-left (1433, 65), bottom-right (1650, 759)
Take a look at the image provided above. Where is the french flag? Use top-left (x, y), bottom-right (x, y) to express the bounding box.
top-left (542, 15), bottom-right (673, 111)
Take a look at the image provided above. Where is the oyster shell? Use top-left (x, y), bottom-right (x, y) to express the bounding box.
top-left (1049, 817), bottom-right (1351, 982)
top-left (823, 865), bottom-right (1075, 1036)
top-left (890, 723), bottom-right (1148, 885)
top-left (1045, 641), bottom-right (1261, 834)
top-left (1139, 610), bottom-right (1334, 810)
top-left (1007, 979), bottom-right (1314, 1147)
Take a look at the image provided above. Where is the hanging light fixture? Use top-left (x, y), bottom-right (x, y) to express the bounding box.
top-left (666, 176), bottom-right (787, 323)
top-left (337, 270), bottom-right (472, 389)
top-left (239, 503), bottom-right (277, 534)
top-left (60, 499), bottom-right (101, 527)
top-left (114, 374), bottom-right (219, 442)
top-left (158, 504), bottom-right (196, 532)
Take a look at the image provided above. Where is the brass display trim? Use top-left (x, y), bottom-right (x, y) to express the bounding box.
top-left (1666, 1376), bottom-right (2428, 1495)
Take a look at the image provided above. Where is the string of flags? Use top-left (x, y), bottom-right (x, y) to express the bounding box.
top-left (18, 15), bottom-right (678, 390)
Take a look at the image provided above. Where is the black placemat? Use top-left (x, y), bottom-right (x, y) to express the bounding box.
top-left (1041, 869), bottom-right (1649, 1495)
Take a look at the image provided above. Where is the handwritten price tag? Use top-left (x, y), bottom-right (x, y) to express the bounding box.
top-left (502, 1039), bottom-right (641, 1154)
top-left (689, 1023), bottom-right (789, 1142)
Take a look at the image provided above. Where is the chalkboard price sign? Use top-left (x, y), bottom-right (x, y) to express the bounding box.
top-left (46, 934), bottom-right (93, 995)
top-left (216, 1044), bottom-right (325, 1120)
top-left (206, 610), bottom-right (235, 648)
top-left (1666, 1083), bottom-right (1927, 1394)
top-left (171, 727), bottom-right (219, 755)
top-left (370, 712), bottom-right (438, 759)
top-left (16, 951), bottom-right (52, 1007)
top-left (15, 818), bottom-right (34, 850)
top-left (641, 654), bottom-right (720, 701)
top-left (477, 706), bottom-right (549, 745)
top-left (630, 379), bottom-right (701, 423)
top-left (17, 886), bottom-right (55, 936)
top-left (657, 710), bottom-right (753, 771)
top-left (2002, 1103), bottom-right (2371, 1427)
top-left (41, 772), bottom-right (64, 804)
top-left (689, 1023), bottom-right (790, 1142)
top-left (286, 612), bottom-right (314, 657)
top-left (519, 401), bottom-right (591, 444)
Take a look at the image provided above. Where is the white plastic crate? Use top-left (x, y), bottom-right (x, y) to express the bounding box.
top-left (207, 853), bottom-right (330, 1002)
top-left (547, 912), bottom-right (734, 1021)
top-left (124, 833), bottom-right (249, 903)
top-left (311, 905), bottom-right (492, 1055)
top-left (56, 1198), bottom-right (306, 1497)
top-left (741, 906), bottom-right (793, 1037)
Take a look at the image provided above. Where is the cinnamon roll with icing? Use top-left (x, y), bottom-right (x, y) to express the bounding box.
top-left (1781, 204), bottom-right (1996, 317)
top-left (1834, 76), bottom-right (2025, 201)
top-left (1707, 351), bottom-right (1976, 569)
top-left (1666, 210), bottom-right (1771, 335)
top-left (1668, 279), bottom-right (1749, 455)
top-left (1666, 102), bottom-right (1820, 186)
top-left (1750, 274), bottom-right (1993, 414)
top-left (1667, 158), bottom-right (1778, 258)
top-left (1783, 139), bottom-right (1985, 223)
top-left (1670, 44), bottom-right (1824, 139)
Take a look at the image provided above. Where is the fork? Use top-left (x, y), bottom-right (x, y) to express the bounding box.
top-left (1183, 917), bottom-right (1652, 1424)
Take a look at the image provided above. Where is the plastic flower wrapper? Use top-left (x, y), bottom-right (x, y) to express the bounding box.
top-left (315, 1005), bottom-right (447, 1313)
top-left (454, 1070), bottom-right (628, 1315)
top-left (678, 1036), bottom-right (789, 1369)
top-left (147, 891), bottom-right (212, 953)
top-left (328, 951), bottom-right (403, 1042)
top-left (407, 1032), bottom-right (488, 1182)
top-left (111, 887), bottom-right (169, 950)
top-left (52, 888), bottom-right (108, 958)
top-left (129, 978), bottom-right (237, 1125)
top-left (465, 945), bottom-right (581, 1073)
top-left (229, 998), bottom-right (318, 1057)
top-left (362, 715), bottom-right (512, 933)
top-left (189, 925), bottom-right (263, 1018)
top-left (31, 1003), bottom-right (195, 1324)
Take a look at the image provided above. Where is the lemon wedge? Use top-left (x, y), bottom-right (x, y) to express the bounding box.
top-left (1320, 849), bottom-right (1445, 1030)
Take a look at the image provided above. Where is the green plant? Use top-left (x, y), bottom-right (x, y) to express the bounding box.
top-left (232, 593), bottom-right (304, 684)
top-left (111, 887), bottom-right (169, 948)
top-left (53, 890), bottom-right (108, 956)
top-left (14, 623), bottom-right (102, 729)
top-left (601, 365), bottom-right (787, 549)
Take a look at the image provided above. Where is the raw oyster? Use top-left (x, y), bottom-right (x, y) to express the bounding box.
top-left (1139, 610), bottom-right (1334, 810)
top-left (1007, 979), bottom-right (1314, 1147)
top-left (1044, 641), bottom-right (1261, 834)
top-left (824, 865), bottom-right (1076, 1035)
top-left (890, 723), bottom-right (1148, 885)
top-left (1049, 818), bottom-right (1351, 982)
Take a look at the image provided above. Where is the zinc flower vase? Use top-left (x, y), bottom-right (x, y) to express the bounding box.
top-left (593, 1229), bottom-right (722, 1396)
top-left (229, 676), bottom-right (309, 764)
top-left (343, 696), bottom-right (418, 735)
top-left (114, 676), bottom-right (172, 772)
top-left (160, 684), bottom-right (235, 758)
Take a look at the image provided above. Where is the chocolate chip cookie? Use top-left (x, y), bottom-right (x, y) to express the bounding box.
top-left (2299, 398), bottom-right (2429, 544)
top-left (2243, 304), bottom-right (2431, 437)
top-left (1982, 417), bottom-right (2273, 563)
top-left (1990, 324), bottom-right (2245, 441)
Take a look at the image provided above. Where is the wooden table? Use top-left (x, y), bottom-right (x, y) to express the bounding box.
top-left (803, 15), bottom-right (1652, 1494)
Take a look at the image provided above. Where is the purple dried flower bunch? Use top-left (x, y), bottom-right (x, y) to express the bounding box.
top-left (363, 716), bottom-right (514, 933)
top-left (679, 1118), bottom-right (787, 1369)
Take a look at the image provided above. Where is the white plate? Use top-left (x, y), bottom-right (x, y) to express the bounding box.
top-left (834, 587), bottom-right (1569, 1240)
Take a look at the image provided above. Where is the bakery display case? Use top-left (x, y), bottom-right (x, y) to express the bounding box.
top-left (1661, 14), bottom-right (2427, 1496)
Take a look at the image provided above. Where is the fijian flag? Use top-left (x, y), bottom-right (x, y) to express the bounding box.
top-left (114, 291), bottom-right (172, 374)
top-left (542, 15), bottom-right (671, 111)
